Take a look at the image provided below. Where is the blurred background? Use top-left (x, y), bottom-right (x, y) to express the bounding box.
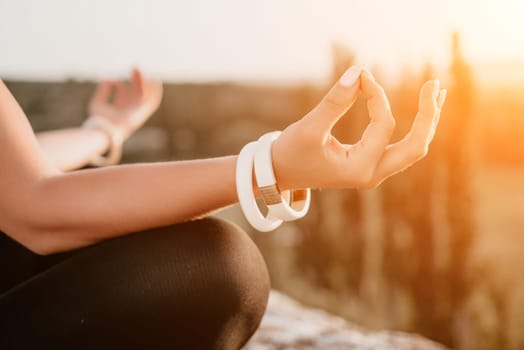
top-left (1, 0), bottom-right (524, 348)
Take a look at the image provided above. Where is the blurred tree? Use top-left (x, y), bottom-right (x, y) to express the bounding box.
top-left (382, 32), bottom-right (476, 346)
top-left (440, 31), bottom-right (476, 344)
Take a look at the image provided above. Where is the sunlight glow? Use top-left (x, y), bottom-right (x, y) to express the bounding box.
top-left (453, 0), bottom-right (524, 62)
top-left (0, 0), bottom-right (523, 82)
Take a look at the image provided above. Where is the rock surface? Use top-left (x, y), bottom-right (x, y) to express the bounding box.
top-left (245, 291), bottom-right (448, 350)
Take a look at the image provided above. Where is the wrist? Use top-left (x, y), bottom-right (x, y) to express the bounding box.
top-left (235, 132), bottom-right (311, 231)
top-left (270, 140), bottom-right (293, 192)
top-left (82, 116), bottom-right (125, 166)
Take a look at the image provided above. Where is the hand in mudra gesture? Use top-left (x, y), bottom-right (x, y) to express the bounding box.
top-left (272, 66), bottom-right (446, 191)
top-left (88, 68), bottom-right (163, 140)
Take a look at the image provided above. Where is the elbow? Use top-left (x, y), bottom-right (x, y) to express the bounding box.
top-left (21, 233), bottom-right (55, 256)
top-left (2, 220), bottom-right (86, 256)
top-left (1, 210), bottom-right (95, 256)
top-left (1, 170), bottom-right (76, 255)
top-left (27, 243), bottom-right (55, 256)
top-left (1, 174), bottom-right (95, 255)
top-left (1, 196), bottom-right (72, 256)
top-left (0, 214), bottom-right (59, 255)
top-left (1, 210), bottom-right (90, 255)
top-left (21, 226), bottom-right (59, 256)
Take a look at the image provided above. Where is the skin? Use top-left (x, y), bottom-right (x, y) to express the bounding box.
top-left (36, 69), bottom-right (163, 171)
top-left (0, 66), bottom-right (446, 255)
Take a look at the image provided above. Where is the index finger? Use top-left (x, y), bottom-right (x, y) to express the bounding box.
top-left (353, 69), bottom-right (396, 163)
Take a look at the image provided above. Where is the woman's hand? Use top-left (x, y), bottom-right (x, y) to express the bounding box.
top-left (272, 66), bottom-right (447, 191)
top-left (88, 68), bottom-right (163, 139)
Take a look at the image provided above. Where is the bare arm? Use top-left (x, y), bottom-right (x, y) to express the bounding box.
top-left (0, 79), bottom-right (239, 254)
top-left (36, 68), bottom-right (162, 172)
top-left (36, 128), bottom-right (110, 172)
top-left (22, 157), bottom-right (240, 255)
top-left (0, 72), bottom-right (245, 255)
top-left (0, 66), bottom-right (446, 255)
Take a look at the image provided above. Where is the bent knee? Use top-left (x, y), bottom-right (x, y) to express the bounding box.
top-left (141, 218), bottom-right (270, 333)
top-left (188, 217), bottom-right (271, 345)
top-left (173, 217), bottom-right (271, 317)
top-left (139, 217), bottom-right (270, 346)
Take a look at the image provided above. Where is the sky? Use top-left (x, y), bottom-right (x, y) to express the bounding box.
top-left (0, 0), bottom-right (523, 83)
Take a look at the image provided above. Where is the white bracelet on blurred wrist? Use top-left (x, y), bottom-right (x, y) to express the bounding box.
top-left (254, 131), bottom-right (311, 221)
top-left (82, 115), bottom-right (125, 167)
top-left (236, 141), bottom-right (283, 232)
top-left (235, 131), bottom-right (311, 232)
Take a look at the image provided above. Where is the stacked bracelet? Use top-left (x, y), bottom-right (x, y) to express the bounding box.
top-left (236, 132), bottom-right (311, 232)
top-left (82, 116), bottom-right (125, 167)
top-left (236, 142), bottom-right (283, 232)
top-left (254, 131), bottom-right (311, 221)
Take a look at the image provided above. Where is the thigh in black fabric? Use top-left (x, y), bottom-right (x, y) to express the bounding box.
top-left (0, 232), bottom-right (76, 294)
top-left (0, 217), bottom-right (270, 350)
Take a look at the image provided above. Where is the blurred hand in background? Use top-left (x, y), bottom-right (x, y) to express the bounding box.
top-left (88, 68), bottom-right (163, 139)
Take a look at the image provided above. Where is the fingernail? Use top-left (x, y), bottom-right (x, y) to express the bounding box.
top-left (340, 66), bottom-right (362, 87)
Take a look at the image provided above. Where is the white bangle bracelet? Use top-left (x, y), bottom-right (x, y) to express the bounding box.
top-left (236, 142), bottom-right (283, 232)
top-left (82, 116), bottom-right (125, 167)
top-left (254, 131), bottom-right (311, 221)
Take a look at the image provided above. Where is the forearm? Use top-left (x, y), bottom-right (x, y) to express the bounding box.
top-left (36, 128), bottom-right (110, 171)
top-left (1, 79), bottom-right (242, 256)
top-left (26, 156), bottom-right (239, 254)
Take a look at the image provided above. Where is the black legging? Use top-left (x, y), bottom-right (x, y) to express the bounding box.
top-left (0, 217), bottom-right (270, 349)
